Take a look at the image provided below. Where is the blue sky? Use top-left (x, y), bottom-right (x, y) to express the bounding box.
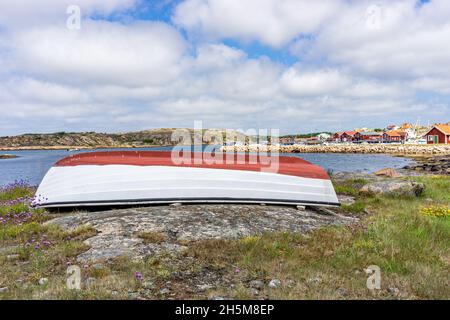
top-left (0, 0), bottom-right (449, 135)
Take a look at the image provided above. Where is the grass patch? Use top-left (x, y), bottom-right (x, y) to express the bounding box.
top-left (191, 175), bottom-right (450, 299)
top-left (341, 201), bottom-right (366, 214)
top-left (137, 231), bottom-right (168, 244)
top-left (1, 175), bottom-right (449, 300)
top-left (333, 178), bottom-right (369, 196)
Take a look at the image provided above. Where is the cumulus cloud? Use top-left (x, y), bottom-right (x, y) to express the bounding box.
top-left (173, 0), bottom-right (341, 47)
top-left (309, 0), bottom-right (450, 79)
top-left (12, 20), bottom-right (187, 87)
top-left (0, 0), bottom-right (139, 29)
top-left (281, 68), bottom-right (349, 97)
top-left (0, 0), bottom-right (448, 135)
top-left (0, 78), bottom-right (89, 105)
top-left (174, 0), bottom-right (450, 84)
top-left (411, 77), bottom-right (450, 95)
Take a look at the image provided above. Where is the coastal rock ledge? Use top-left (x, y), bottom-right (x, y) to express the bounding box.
top-left (48, 204), bottom-right (355, 263)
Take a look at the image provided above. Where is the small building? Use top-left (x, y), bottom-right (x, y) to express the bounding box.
top-left (332, 132), bottom-right (343, 141)
top-left (333, 131), bottom-right (356, 142)
top-left (294, 137), bottom-right (308, 145)
top-left (317, 133), bottom-right (331, 141)
top-left (279, 137), bottom-right (295, 145)
top-left (424, 124), bottom-right (450, 144)
top-left (354, 131), bottom-right (383, 142)
top-left (396, 131), bottom-right (408, 141)
top-left (383, 131), bottom-right (406, 143)
top-left (305, 137), bottom-right (322, 145)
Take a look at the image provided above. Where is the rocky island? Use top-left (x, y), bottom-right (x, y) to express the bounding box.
top-left (0, 154), bottom-right (18, 159)
top-left (0, 128), bottom-right (247, 151)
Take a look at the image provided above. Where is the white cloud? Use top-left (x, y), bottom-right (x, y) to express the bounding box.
top-left (12, 20), bottom-right (186, 87)
top-left (281, 68), bottom-right (349, 97)
top-left (173, 0), bottom-right (341, 47)
top-left (0, 0), bottom-right (139, 29)
top-left (0, 0), bottom-right (448, 136)
top-left (0, 78), bottom-right (89, 105)
top-left (194, 44), bottom-right (247, 70)
top-left (173, 0), bottom-right (450, 93)
top-left (411, 77), bottom-right (450, 95)
top-left (310, 0), bottom-right (450, 79)
top-left (343, 80), bottom-right (410, 99)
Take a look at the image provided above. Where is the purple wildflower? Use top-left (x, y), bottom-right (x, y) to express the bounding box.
top-left (135, 272), bottom-right (144, 282)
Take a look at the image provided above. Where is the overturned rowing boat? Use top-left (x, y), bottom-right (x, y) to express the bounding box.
top-left (34, 151), bottom-right (339, 208)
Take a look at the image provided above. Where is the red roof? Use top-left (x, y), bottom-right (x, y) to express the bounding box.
top-left (433, 124), bottom-right (450, 135)
top-left (384, 131), bottom-right (401, 137)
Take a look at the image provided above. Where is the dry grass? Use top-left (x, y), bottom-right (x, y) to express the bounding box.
top-left (137, 231), bottom-right (168, 244)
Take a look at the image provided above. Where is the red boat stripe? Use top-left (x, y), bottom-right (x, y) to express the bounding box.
top-left (55, 151), bottom-right (330, 180)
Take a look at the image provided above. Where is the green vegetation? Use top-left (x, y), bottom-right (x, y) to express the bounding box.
top-left (142, 138), bottom-right (155, 144)
top-left (341, 200), bottom-right (366, 214)
top-left (333, 178), bottom-right (369, 196)
top-left (281, 132), bottom-right (333, 139)
top-left (0, 175), bottom-right (449, 299)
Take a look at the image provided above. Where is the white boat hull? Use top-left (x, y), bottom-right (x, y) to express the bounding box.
top-left (35, 165), bottom-right (339, 208)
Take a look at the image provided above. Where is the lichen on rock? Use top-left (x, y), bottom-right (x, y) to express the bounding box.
top-left (48, 204), bottom-right (356, 262)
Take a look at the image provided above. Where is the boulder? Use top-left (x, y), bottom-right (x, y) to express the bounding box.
top-left (374, 168), bottom-right (401, 178)
top-left (337, 195), bottom-right (356, 205)
top-left (268, 279), bottom-right (281, 289)
top-left (249, 280), bottom-right (265, 290)
top-left (360, 180), bottom-right (424, 197)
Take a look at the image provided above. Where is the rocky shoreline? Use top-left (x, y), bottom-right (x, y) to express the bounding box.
top-left (403, 155), bottom-right (450, 175)
top-left (0, 145), bottom-right (158, 151)
top-left (221, 144), bottom-right (450, 155)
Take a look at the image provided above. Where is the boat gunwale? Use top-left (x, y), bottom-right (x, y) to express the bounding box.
top-left (37, 197), bottom-right (341, 208)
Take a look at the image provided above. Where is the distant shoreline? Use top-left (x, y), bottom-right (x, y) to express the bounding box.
top-left (2, 144), bottom-right (450, 157)
top-left (0, 145), bottom-right (168, 152)
top-left (221, 144), bottom-right (450, 156)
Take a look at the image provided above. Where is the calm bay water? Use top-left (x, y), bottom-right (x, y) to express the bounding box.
top-left (0, 147), bottom-right (414, 187)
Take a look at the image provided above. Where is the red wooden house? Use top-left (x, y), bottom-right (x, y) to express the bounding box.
top-left (354, 131), bottom-right (383, 142)
top-left (382, 130), bottom-right (408, 143)
top-left (333, 131), bottom-right (356, 142)
top-left (383, 131), bottom-right (404, 142)
top-left (424, 124), bottom-right (450, 144)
